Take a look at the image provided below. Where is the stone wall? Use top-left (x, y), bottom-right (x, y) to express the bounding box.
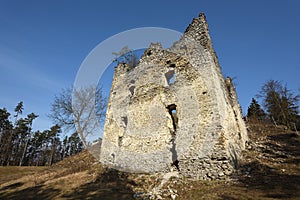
top-left (100, 13), bottom-right (248, 179)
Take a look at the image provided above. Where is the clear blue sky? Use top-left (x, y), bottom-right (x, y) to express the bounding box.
top-left (0, 0), bottom-right (299, 132)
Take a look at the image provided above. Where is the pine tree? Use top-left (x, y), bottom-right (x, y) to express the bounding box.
top-left (19, 113), bottom-right (38, 166)
top-left (257, 80), bottom-right (299, 128)
top-left (0, 108), bottom-right (13, 165)
top-left (247, 98), bottom-right (266, 122)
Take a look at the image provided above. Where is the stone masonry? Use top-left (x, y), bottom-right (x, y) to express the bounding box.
top-left (100, 13), bottom-right (248, 180)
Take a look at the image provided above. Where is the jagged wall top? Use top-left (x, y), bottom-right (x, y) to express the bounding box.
top-left (185, 13), bottom-right (221, 71)
top-left (114, 13), bottom-right (222, 78)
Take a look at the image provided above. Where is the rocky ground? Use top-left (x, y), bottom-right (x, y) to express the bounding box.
top-left (0, 123), bottom-right (299, 200)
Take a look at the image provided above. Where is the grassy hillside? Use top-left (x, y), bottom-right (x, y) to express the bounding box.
top-left (0, 123), bottom-right (299, 200)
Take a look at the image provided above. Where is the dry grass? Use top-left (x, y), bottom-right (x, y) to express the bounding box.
top-left (0, 166), bottom-right (47, 185)
top-left (0, 152), bottom-right (135, 200)
top-left (0, 123), bottom-right (299, 199)
top-left (173, 123), bottom-right (300, 200)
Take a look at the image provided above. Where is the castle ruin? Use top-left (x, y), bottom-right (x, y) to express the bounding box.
top-left (100, 13), bottom-right (248, 180)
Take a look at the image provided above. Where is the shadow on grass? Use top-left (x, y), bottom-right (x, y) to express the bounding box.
top-left (239, 161), bottom-right (300, 199)
top-left (238, 131), bottom-right (300, 199)
top-left (0, 185), bottom-right (61, 200)
top-left (0, 168), bottom-right (135, 200)
top-left (219, 195), bottom-right (239, 200)
top-left (0, 182), bottom-right (24, 190)
top-left (266, 133), bottom-right (300, 157)
top-left (62, 168), bottom-right (136, 200)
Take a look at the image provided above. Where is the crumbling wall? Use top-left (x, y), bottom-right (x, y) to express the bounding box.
top-left (100, 13), bottom-right (248, 179)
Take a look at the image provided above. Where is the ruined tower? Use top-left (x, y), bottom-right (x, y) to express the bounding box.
top-left (100, 13), bottom-right (248, 179)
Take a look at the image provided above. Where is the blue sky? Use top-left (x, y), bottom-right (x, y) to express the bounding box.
top-left (0, 0), bottom-right (299, 132)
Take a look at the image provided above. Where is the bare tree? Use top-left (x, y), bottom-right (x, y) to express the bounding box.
top-left (49, 85), bottom-right (107, 148)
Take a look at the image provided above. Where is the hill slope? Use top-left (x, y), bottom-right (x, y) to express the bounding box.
top-left (0, 123), bottom-right (299, 200)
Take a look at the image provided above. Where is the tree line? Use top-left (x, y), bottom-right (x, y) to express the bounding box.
top-left (247, 79), bottom-right (300, 130)
top-left (0, 85), bottom-right (107, 167)
top-left (0, 102), bottom-right (83, 166)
